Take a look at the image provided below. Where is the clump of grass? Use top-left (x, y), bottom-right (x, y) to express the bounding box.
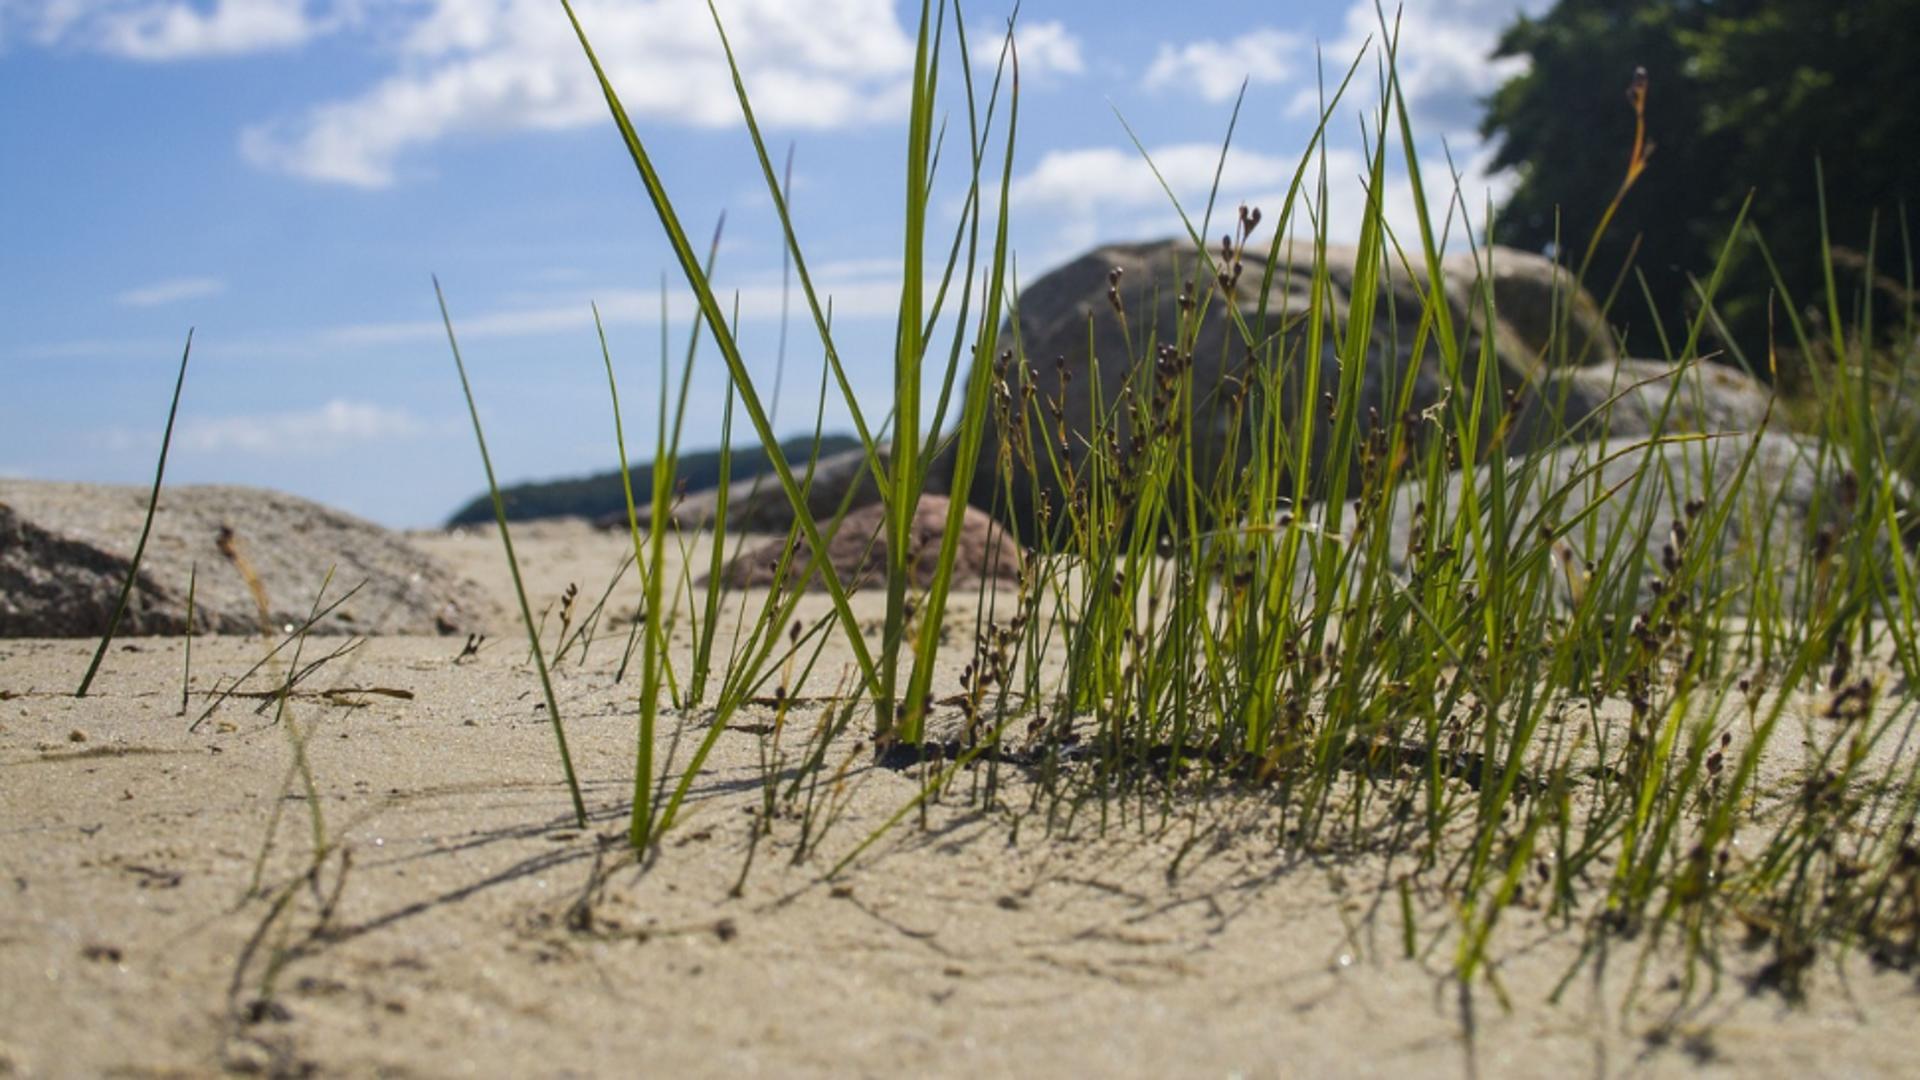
top-left (189, 579), bottom-right (365, 732)
top-left (429, 0), bottom-right (1920, 1008)
top-left (246, 568), bottom-right (341, 896)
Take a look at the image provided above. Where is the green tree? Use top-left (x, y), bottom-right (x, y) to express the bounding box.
top-left (444, 433), bottom-right (860, 526)
top-left (1482, 0), bottom-right (1920, 370)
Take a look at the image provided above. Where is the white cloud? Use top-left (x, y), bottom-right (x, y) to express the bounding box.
top-left (1005, 142), bottom-right (1300, 267)
top-left (1259, 0), bottom-right (1549, 253)
top-left (330, 264), bottom-right (914, 347)
top-left (240, 0), bottom-right (918, 188)
top-left (116, 276), bottom-right (226, 307)
top-left (987, 0), bottom-right (1543, 262)
top-left (15, 0), bottom-right (344, 60)
top-left (1236, 143), bottom-right (1521, 254)
top-left (1009, 143), bottom-right (1303, 219)
top-left (972, 18), bottom-right (1082, 79)
top-left (5, 260), bottom-right (916, 366)
top-left (176, 399), bottom-right (423, 454)
top-left (1145, 29), bottom-right (1304, 103)
top-left (1293, 0), bottom-right (1552, 136)
top-left (1006, 139), bottom-right (1517, 257)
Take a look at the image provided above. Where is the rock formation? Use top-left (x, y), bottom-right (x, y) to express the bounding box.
top-left (1360, 430), bottom-right (1888, 609)
top-left (660, 238), bottom-right (1779, 544)
top-left (0, 481), bottom-right (497, 637)
top-left (711, 493), bottom-right (1021, 591)
top-left (947, 236), bottom-right (1760, 531)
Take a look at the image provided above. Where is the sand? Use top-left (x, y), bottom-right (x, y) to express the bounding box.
top-left (3, 519), bottom-right (1916, 1078)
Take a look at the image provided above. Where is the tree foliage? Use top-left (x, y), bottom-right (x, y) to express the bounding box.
top-left (444, 433), bottom-right (860, 526)
top-left (1482, 0), bottom-right (1920, 368)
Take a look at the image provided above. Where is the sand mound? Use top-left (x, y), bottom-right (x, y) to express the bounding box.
top-left (0, 480), bottom-right (498, 637)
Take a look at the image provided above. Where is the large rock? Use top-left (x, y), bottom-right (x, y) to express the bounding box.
top-left (1357, 431), bottom-right (1888, 608)
top-left (1510, 357), bottom-right (1776, 451)
top-left (677, 240), bottom-right (1776, 538)
top-left (710, 493), bottom-right (1021, 591)
top-left (944, 239), bottom-right (1447, 526)
top-left (1439, 246), bottom-right (1618, 370)
top-left (0, 481), bottom-right (498, 637)
top-left (943, 237), bottom-right (1766, 532)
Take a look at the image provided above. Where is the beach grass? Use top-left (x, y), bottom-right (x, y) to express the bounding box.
top-left (421, 0), bottom-right (1920, 1003)
top-left (438, 278), bottom-right (589, 829)
top-left (75, 329), bottom-right (192, 697)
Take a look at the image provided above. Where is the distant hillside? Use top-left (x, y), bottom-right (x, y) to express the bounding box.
top-left (444, 434), bottom-right (863, 527)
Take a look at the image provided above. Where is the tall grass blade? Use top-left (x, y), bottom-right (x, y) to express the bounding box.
top-left (560, 0), bottom-right (882, 711)
top-left (901, 16), bottom-right (1018, 741)
top-left (76, 330), bottom-right (192, 698)
top-left (178, 560), bottom-right (196, 716)
top-left (436, 278), bottom-right (588, 829)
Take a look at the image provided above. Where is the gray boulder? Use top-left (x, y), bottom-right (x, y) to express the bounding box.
top-left (946, 236), bottom-right (1649, 529)
top-left (682, 239), bottom-right (1777, 538)
top-left (1439, 246), bottom-right (1618, 370)
top-left (0, 480), bottom-right (498, 637)
top-left (1358, 431), bottom-right (1885, 608)
top-left (1510, 357), bottom-right (1776, 451)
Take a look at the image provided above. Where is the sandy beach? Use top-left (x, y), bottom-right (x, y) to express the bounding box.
top-left (3, 519), bottom-right (1916, 1078)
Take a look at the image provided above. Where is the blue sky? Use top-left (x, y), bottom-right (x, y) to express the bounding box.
top-left (1, 0), bottom-right (1547, 526)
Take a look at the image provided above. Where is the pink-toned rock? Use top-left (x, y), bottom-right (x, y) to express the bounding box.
top-left (711, 494), bottom-right (1022, 591)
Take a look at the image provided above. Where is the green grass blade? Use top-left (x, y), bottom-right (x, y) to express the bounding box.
top-left (559, 0), bottom-right (882, 708)
top-left (77, 329), bottom-right (192, 698)
top-left (436, 278), bottom-right (588, 829)
top-left (901, 17), bottom-right (1019, 740)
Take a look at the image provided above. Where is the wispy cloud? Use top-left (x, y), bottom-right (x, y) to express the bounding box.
top-left (972, 18), bottom-right (1082, 79)
top-left (175, 399), bottom-right (423, 455)
top-left (1144, 29), bottom-right (1304, 103)
top-left (15, 0), bottom-right (345, 60)
top-left (240, 0), bottom-right (918, 188)
top-left (328, 267), bottom-right (913, 348)
top-left (8, 261), bottom-right (913, 364)
top-left (1004, 142), bottom-right (1299, 264)
top-left (116, 276), bottom-right (225, 307)
top-left (1006, 140), bottom-right (1516, 256)
top-left (1010, 143), bottom-right (1298, 212)
top-left (1293, 0), bottom-right (1552, 136)
top-left (1233, 145), bottom-right (1522, 253)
